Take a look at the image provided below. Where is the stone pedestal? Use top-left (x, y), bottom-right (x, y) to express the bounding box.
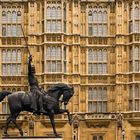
top-left (1, 137), bottom-right (62, 140)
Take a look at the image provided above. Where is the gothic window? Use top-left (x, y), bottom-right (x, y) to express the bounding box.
top-left (88, 49), bottom-right (107, 74)
top-left (47, 21), bottom-right (51, 32)
top-left (2, 8), bottom-right (22, 37)
top-left (1, 49), bottom-right (22, 76)
top-left (52, 7), bottom-right (56, 19)
top-left (88, 87), bottom-right (107, 113)
top-left (12, 50), bottom-right (16, 62)
top-left (46, 3), bottom-right (64, 32)
top-left (17, 50), bottom-right (21, 62)
top-left (46, 46), bottom-right (62, 73)
top-left (88, 49), bottom-right (92, 62)
top-left (89, 7), bottom-right (107, 36)
top-left (52, 47), bottom-right (56, 60)
top-left (135, 7), bottom-right (139, 20)
top-left (12, 11), bottom-right (17, 23)
top-left (2, 11), bottom-right (6, 23)
top-left (47, 7), bottom-right (51, 19)
top-left (7, 11), bottom-right (11, 23)
top-left (17, 11), bottom-right (21, 23)
top-left (103, 49), bottom-right (107, 62)
top-left (57, 7), bottom-right (61, 19)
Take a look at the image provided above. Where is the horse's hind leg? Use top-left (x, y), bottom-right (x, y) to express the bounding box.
top-left (11, 113), bottom-right (23, 136)
top-left (4, 115), bottom-right (12, 136)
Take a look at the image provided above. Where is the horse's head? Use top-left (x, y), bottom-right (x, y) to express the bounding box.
top-left (62, 85), bottom-right (74, 105)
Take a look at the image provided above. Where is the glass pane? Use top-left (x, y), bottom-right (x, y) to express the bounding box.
top-left (88, 102), bottom-right (92, 112)
top-left (12, 50), bottom-right (16, 62)
top-left (93, 102), bottom-right (97, 112)
top-left (88, 63), bottom-right (92, 74)
top-left (98, 102), bottom-right (102, 112)
top-left (93, 136), bottom-right (97, 140)
top-left (57, 7), bottom-right (61, 19)
top-left (88, 88), bottom-right (92, 100)
top-left (88, 49), bottom-right (92, 62)
top-left (93, 88), bottom-right (97, 100)
top-left (46, 47), bottom-right (51, 60)
top-left (93, 64), bottom-right (97, 74)
top-left (135, 100), bottom-right (139, 111)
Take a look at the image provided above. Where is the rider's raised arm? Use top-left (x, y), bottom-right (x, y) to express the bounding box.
top-left (28, 55), bottom-right (32, 75)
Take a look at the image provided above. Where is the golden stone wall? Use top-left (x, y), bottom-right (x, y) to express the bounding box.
top-left (0, 0), bottom-right (140, 140)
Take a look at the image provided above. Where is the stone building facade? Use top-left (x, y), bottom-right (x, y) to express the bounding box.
top-left (0, 0), bottom-right (140, 140)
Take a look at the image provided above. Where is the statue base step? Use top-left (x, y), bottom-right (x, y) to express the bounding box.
top-left (1, 136), bottom-right (62, 140)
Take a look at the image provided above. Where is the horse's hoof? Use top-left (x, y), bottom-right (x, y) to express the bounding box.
top-left (55, 133), bottom-right (61, 138)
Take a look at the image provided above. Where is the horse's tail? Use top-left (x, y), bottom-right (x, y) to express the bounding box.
top-left (0, 91), bottom-right (12, 102)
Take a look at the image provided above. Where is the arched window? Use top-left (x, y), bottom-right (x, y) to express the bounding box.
top-left (135, 7), bottom-right (139, 20)
top-left (57, 21), bottom-right (61, 32)
top-left (88, 49), bottom-right (92, 62)
top-left (17, 50), bottom-right (21, 62)
top-left (103, 87), bottom-right (107, 100)
top-left (46, 47), bottom-right (50, 60)
top-left (103, 49), bottom-right (107, 61)
top-left (12, 50), bottom-right (16, 62)
top-left (93, 88), bottom-right (97, 100)
top-left (135, 47), bottom-right (139, 60)
top-left (7, 11), bottom-right (11, 23)
top-left (47, 7), bottom-right (51, 19)
top-left (88, 88), bottom-right (92, 100)
top-left (57, 47), bottom-right (61, 60)
top-left (57, 7), bottom-right (61, 19)
top-left (7, 64), bottom-right (11, 76)
top-left (17, 11), bottom-right (21, 23)
top-left (98, 88), bottom-right (102, 100)
top-left (98, 50), bottom-right (102, 61)
top-left (2, 11), bottom-right (6, 23)
top-left (88, 11), bottom-right (92, 23)
top-left (103, 11), bottom-right (107, 23)
top-left (7, 50), bottom-right (11, 62)
top-left (93, 11), bottom-right (97, 23)
top-left (52, 47), bottom-right (56, 59)
top-left (12, 11), bottom-right (17, 23)
top-left (2, 50), bottom-right (6, 62)
top-left (98, 11), bottom-right (102, 23)
top-left (93, 49), bottom-right (97, 61)
top-left (52, 7), bottom-right (56, 19)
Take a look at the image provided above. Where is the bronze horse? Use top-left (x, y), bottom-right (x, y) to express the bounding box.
top-left (0, 83), bottom-right (74, 137)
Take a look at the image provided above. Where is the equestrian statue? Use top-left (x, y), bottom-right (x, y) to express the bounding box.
top-left (0, 56), bottom-right (74, 137)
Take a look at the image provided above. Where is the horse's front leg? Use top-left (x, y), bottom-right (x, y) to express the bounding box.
top-left (56, 109), bottom-right (72, 125)
top-left (49, 110), bottom-right (60, 138)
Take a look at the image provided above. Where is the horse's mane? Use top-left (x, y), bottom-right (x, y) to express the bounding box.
top-left (46, 83), bottom-right (70, 94)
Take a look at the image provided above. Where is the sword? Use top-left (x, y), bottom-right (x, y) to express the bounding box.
top-left (20, 25), bottom-right (31, 56)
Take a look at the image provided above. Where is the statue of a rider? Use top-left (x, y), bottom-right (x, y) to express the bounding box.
top-left (28, 55), bottom-right (46, 114)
